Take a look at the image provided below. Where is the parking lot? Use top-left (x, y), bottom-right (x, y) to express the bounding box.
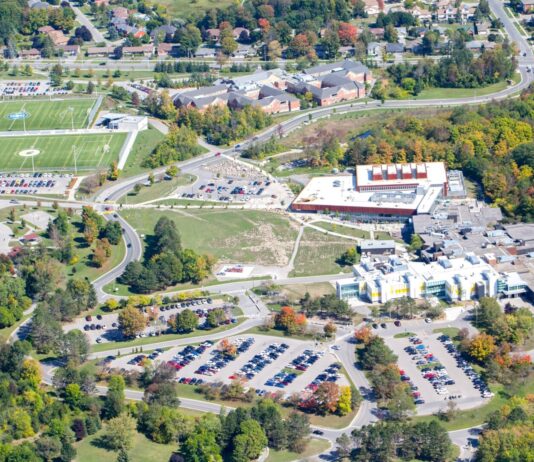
top-left (384, 333), bottom-right (484, 410)
top-left (178, 157), bottom-right (292, 208)
top-left (0, 81), bottom-right (70, 97)
top-left (0, 173), bottom-right (73, 195)
top-left (63, 298), bottom-right (231, 344)
top-left (107, 334), bottom-right (350, 396)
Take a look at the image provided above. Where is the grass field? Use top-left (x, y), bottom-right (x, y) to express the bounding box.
top-left (120, 209), bottom-right (299, 266)
top-left (313, 222), bottom-right (371, 239)
top-left (120, 127), bottom-right (165, 177)
top-left (75, 429), bottom-right (176, 462)
top-left (266, 439), bottom-right (331, 462)
top-left (159, 0), bottom-right (235, 16)
top-left (0, 98), bottom-right (97, 131)
top-left (290, 228), bottom-right (354, 277)
top-left (0, 133), bottom-right (126, 171)
top-left (119, 174), bottom-right (196, 204)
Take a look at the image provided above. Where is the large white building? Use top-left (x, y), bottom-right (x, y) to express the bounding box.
top-left (292, 162), bottom-right (450, 220)
top-left (336, 254), bottom-right (527, 303)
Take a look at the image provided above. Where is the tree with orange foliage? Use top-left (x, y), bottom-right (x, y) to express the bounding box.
top-left (275, 306), bottom-right (307, 334)
top-left (219, 338), bottom-right (237, 357)
top-left (258, 18), bottom-right (270, 35)
top-left (337, 22), bottom-right (358, 45)
top-left (314, 382), bottom-right (340, 414)
top-left (354, 326), bottom-right (374, 345)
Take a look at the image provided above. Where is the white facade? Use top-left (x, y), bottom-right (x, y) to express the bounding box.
top-left (336, 254), bottom-right (527, 303)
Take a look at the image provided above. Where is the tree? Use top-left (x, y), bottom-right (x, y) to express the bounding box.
top-left (469, 333), bottom-right (497, 362)
top-left (58, 330), bottom-right (90, 365)
top-left (285, 412), bottom-right (310, 453)
top-left (338, 247), bottom-right (358, 266)
top-left (324, 321), bottom-right (337, 338)
top-left (166, 165), bottom-right (179, 177)
top-left (116, 450), bottom-right (129, 462)
top-left (87, 81), bottom-right (95, 94)
top-left (181, 427), bottom-right (222, 462)
top-left (102, 414), bottom-right (136, 452)
top-left (384, 24), bottom-right (398, 43)
top-left (232, 419), bottom-right (268, 462)
top-left (354, 326), bottom-right (373, 345)
top-left (337, 386), bottom-right (352, 416)
top-left (173, 308), bottom-right (198, 333)
top-left (175, 24), bottom-right (202, 57)
top-left (118, 306), bottom-right (146, 338)
top-left (35, 436), bottom-right (62, 462)
top-left (359, 336), bottom-right (397, 369)
top-left (312, 382), bottom-right (340, 414)
top-left (409, 233), bottom-right (423, 252)
top-left (104, 375), bottom-right (125, 419)
top-left (338, 22), bottom-right (358, 45)
top-left (131, 91), bottom-right (140, 107)
top-left (103, 221), bottom-right (122, 245)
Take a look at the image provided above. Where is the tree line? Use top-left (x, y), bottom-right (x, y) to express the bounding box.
top-left (120, 216), bottom-right (215, 293)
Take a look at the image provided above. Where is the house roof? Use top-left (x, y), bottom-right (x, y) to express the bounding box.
top-left (305, 60), bottom-right (369, 77)
top-left (150, 24), bottom-right (177, 37)
top-left (386, 42), bottom-right (405, 53)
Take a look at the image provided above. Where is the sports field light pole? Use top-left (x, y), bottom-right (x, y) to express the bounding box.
top-left (69, 107), bottom-right (74, 131)
top-left (72, 145), bottom-right (79, 175)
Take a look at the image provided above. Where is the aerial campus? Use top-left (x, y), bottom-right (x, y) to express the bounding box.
top-left (0, 0), bottom-right (534, 461)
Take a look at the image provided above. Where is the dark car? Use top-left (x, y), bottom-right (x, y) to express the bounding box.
top-left (312, 430), bottom-right (324, 435)
top-left (380, 323), bottom-right (387, 328)
top-left (394, 320), bottom-right (401, 327)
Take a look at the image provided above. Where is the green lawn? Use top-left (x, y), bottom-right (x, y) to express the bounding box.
top-left (90, 319), bottom-right (244, 353)
top-left (158, 0), bottom-right (235, 15)
top-left (0, 98), bottom-right (97, 131)
top-left (120, 127), bottom-right (165, 177)
top-left (74, 429), bottom-right (176, 462)
top-left (412, 377), bottom-right (534, 431)
top-left (313, 222), bottom-right (371, 239)
top-left (36, 209), bottom-right (126, 283)
top-left (290, 228), bottom-right (354, 277)
top-left (414, 72), bottom-right (521, 100)
top-left (120, 209), bottom-right (299, 266)
top-left (119, 174), bottom-right (196, 204)
top-left (0, 133), bottom-right (126, 172)
top-left (394, 332), bottom-right (415, 338)
top-left (266, 438), bottom-right (331, 462)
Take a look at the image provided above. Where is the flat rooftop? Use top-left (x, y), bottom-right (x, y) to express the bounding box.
top-left (292, 175), bottom-right (443, 213)
top-left (355, 162), bottom-right (447, 189)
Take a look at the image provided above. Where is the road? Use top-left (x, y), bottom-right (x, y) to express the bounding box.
top-left (68, 1), bottom-right (108, 45)
top-left (28, 2), bottom-right (534, 458)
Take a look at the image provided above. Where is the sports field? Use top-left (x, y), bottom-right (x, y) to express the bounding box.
top-left (0, 133), bottom-right (127, 171)
top-left (0, 98), bottom-right (97, 131)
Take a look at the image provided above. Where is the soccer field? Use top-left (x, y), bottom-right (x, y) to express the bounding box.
top-left (0, 133), bottom-right (127, 171)
top-left (0, 98), bottom-right (97, 131)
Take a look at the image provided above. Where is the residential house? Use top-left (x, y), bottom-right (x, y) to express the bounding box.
top-left (157, 42), bottom-right (179, 58)
top-left (21, 232), bottom-right (40, 245)
top-left (19, 48), bottom-right (41, 59)
top-left (465, 40), bottom-right (495, 51)
top-left (233, 27), bottom-right (249, 41)
top-left (367, 41), bottom-right (382, 57)
top-left (368, 27), bottom-right (385, 39)
top-left (30, 1), bottom-right (51, 9)
top-left (58, 44), bottom-right (80, 56)
top-left (87, 46), bottom-right (116, 57)
top-left (205, 28), bottom-right (221, 42)
top-left (194, 47), bottom-right (217, 58)
top-left (48, 30), bottom-right (69, 47)
top-left (150, 24), bottom-right (177, 40)
top-left (519, 0), bottom-right (534, 13)
top-left (411, 6), bottom-right (432, 21)
top-left (386, 42), bottom-right (405, 54)
top-left (38, 25), bottom-right (54, 34)
top-left (234, 44), bottom-right (256, 58)
top-left (475, 22), bottom-right (490, 36)
top-left (94, 0), bottom-right (109, 6)
top-left (122, 45), bottom-right (154, 57)
top-left (112, 6), bottom-right (129, 19)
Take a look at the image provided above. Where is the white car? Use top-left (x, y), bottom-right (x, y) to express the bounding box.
top-left (425, 318), bottom-right (432, 323)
